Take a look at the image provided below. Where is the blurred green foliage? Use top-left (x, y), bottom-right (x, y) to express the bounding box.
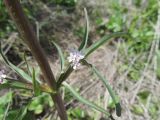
top-left (0, 91), bottom-right (12, 119)
top-left (55, 0), bottom-right (77, 6)
top-left (94, 0), bottom-right (159, 119)
top-left (131, 104), bottom-right (144, 115)
top-left (0, 3), bottom-right (14, 38)
top-left (28, 93), bottom-right (53, 114)
top-left (98, 0), bottom-right (158, 82)
top-left (68, 108), bottom-right (92, 120)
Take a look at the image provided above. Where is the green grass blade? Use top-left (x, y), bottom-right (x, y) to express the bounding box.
top-left (78, 8), bottom-right (89, 51)
top-left (52, 41), bottom-right (65, 71)
top-left (0, 45), bottom-right (32, 82)
top-left (63, 82), bottom-right (110, 117)
top-left (16, 106), bottom-right (28, 120)
top-left (32, 68), bottom-right (37, 95)
top-left (32, 68), bottom-right (41, 96)
top-left (85, 32), bottom-right (127, 57)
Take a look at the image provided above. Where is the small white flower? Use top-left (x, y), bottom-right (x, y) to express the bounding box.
top-left (0, 70), bottom-right (6, 84)
top-left (67, 49), bottom-right (84, 70)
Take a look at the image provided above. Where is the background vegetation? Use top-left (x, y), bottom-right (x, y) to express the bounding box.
top-left (0, 0), bottom-right (160, 120)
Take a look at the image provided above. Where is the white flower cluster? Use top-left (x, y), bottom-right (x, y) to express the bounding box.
top-left (67, 49), bottom-right (84, 70)
top-left (0, 70), bottom-right (6, 84)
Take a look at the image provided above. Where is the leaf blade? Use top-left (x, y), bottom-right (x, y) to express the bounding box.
top-left (92, 66), bottom-right (121, 116)
top-left (82, 60), bottom-right (121, 116)
top-left (85, 32), bottom-right (127, 57)
top-left (52, 41), bottom-right (65, 71)
top-left (63, 82), bottom-right (110, 117)
top-left (78, 8), bottom-right (89, 51)
top-left (0, 46), bottom-right (32, 82)
top-left (0, 80), bottom-right (33, 90)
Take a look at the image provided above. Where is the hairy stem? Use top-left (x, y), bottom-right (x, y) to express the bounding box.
top-left (4, 0), bottom-right (67, 119)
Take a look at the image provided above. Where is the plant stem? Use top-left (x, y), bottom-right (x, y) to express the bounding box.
top-left (4, 0), bottom-right (67, 119)
top-left (57, 65), bottom-right (73, 88)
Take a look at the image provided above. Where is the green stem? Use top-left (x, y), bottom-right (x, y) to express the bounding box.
top-left (57, 65), bottom-right (73, 88)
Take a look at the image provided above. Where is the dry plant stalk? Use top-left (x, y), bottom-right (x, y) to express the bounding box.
top-left (4, 0), bottom-right (67, 120)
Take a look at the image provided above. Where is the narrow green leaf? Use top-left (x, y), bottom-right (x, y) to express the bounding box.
top-left (52, 41), bottom-right (65, 71)
top-left (78, 8), bottom-right (89, 51)
top-left (1, 78), bottom-right (54, 94)
top-left (82, 60), bottom-right (121, 116)
top-left (32, 68), bottom-right (37, 94)
top-left (85, 32), bottom-right (127, 57)
top-left (63, 82), bottom-right (110, 117)
top-left (32, 68), bottom-right (41, 96)
top-left (92, 66), bottom-right (121, 116)
top-left (0, 81), bottom-right (32, 90)
top-left (92, 66), bottom-right (118, 103)
top-left (23, 52), bottom-right (31, 76)
top-left (16, 106), bottom-right (28, 120)
top-left (0, 45), bottom-right (32, 82)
